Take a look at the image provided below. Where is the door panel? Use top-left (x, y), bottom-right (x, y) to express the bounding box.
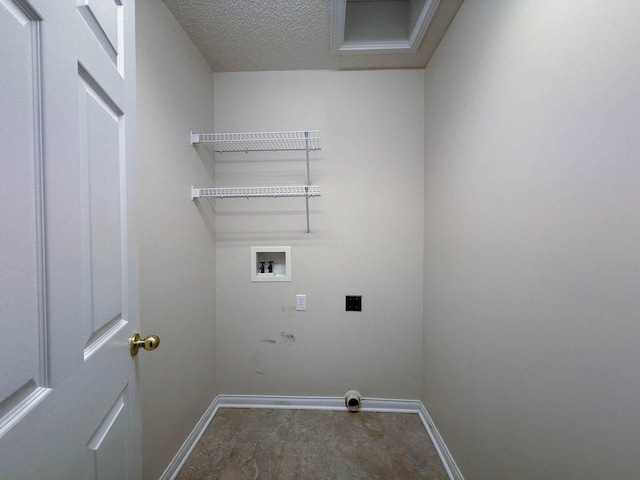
top-left (87, 387), bottom-right (129, 480)
top-left (0, 0), bottom-right (49, 431)
top-left (0, 0), bottom-right (140, 477)
top-left (78, 68), bottom-right (123, 343)
top-left (77, 0), bottom-right (122, 69)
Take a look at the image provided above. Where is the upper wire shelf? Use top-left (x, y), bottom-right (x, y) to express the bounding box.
top-left (191, 185), bottom-right (320, 199)
top-left (190, 130), bottom-right (321, 152)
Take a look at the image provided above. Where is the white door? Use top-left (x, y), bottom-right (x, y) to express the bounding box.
top-left (0, 0), bottom-right (143, 478)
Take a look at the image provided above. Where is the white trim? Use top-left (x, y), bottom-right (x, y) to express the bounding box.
top-left (408, 0), bottom-right (441, 50)
top-left (215, 394), bottom-right (422, 413)
top-left (218, 394), bottom-right (344, 410)
top-left (417, 402), bottom-right (464, 480)
top-left (330, 0), bottom-right (346, 54)
top-left (330, 0), bottom-right (441, 55)
top-left (162, 395), bottom-right (463, 480)
top-left (338, 40), bottom-right (413, 55)
top-left (159, 396), bottom-right (221, 480)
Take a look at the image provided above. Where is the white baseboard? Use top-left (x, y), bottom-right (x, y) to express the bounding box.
top-left (417, 402), bottom-right (464, 480)
top-left (215, 394), bottom-right (423, 413)
top-left (159, 396), bottom-right (221, 480)
top-left (161, 394), bottom-right (463, 480)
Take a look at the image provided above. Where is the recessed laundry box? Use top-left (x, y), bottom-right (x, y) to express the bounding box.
top-left (251, 246), bottom-right (291, 282)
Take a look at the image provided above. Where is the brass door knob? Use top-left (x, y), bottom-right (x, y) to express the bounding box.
top-left (130, 333), bottom-right (160, 356)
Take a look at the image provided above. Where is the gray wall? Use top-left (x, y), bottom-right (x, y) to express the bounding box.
top-left (136, 1), bottom-right (216, 478)
top-left (213, 70), bottom-right (425, 398)
top-left (422, 1), bottom-right (640, 479)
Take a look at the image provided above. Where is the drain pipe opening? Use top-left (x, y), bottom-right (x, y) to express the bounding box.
top-left (344, 390), bottom-right (362, 412)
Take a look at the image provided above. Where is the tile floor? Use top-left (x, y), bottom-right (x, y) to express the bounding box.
top-left (176, 408), bottom-right (449, 479)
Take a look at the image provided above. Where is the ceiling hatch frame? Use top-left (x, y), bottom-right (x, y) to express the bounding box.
top-left (331, 0), bottom-right (441, 55)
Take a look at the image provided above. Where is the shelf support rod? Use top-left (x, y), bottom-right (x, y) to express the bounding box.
top-left (305, 131), bottom-right (311, 237)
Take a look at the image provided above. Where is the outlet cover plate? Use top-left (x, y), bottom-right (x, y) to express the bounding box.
top-left (296, 294), bottom-right (306, 311)
top-left (346, 295), bottom-right (362, 311)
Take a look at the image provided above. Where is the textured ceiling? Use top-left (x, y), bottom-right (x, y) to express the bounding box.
top-left (161, 0), bottom-right (464, 72)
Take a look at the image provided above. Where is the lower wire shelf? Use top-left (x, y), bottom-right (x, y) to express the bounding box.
top-left (190, 185), bottom-right (320, 199)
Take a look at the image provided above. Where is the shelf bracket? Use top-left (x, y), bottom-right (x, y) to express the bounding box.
top-left (305, 131), bottom-right (311, 237)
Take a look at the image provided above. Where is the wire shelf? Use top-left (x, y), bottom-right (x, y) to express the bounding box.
top-left (189, 129), bottom-right (321, 235)
top-left (191, 185), bottom-right (320, 199)
top-left (190, 130), bottom-right (320, 152)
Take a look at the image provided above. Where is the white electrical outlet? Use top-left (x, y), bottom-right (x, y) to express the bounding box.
top-left (296, 294), bottom-right (306, 311)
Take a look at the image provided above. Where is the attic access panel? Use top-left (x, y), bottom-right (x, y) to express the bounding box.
top-left (331, 0), bottom-right (441, 54)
